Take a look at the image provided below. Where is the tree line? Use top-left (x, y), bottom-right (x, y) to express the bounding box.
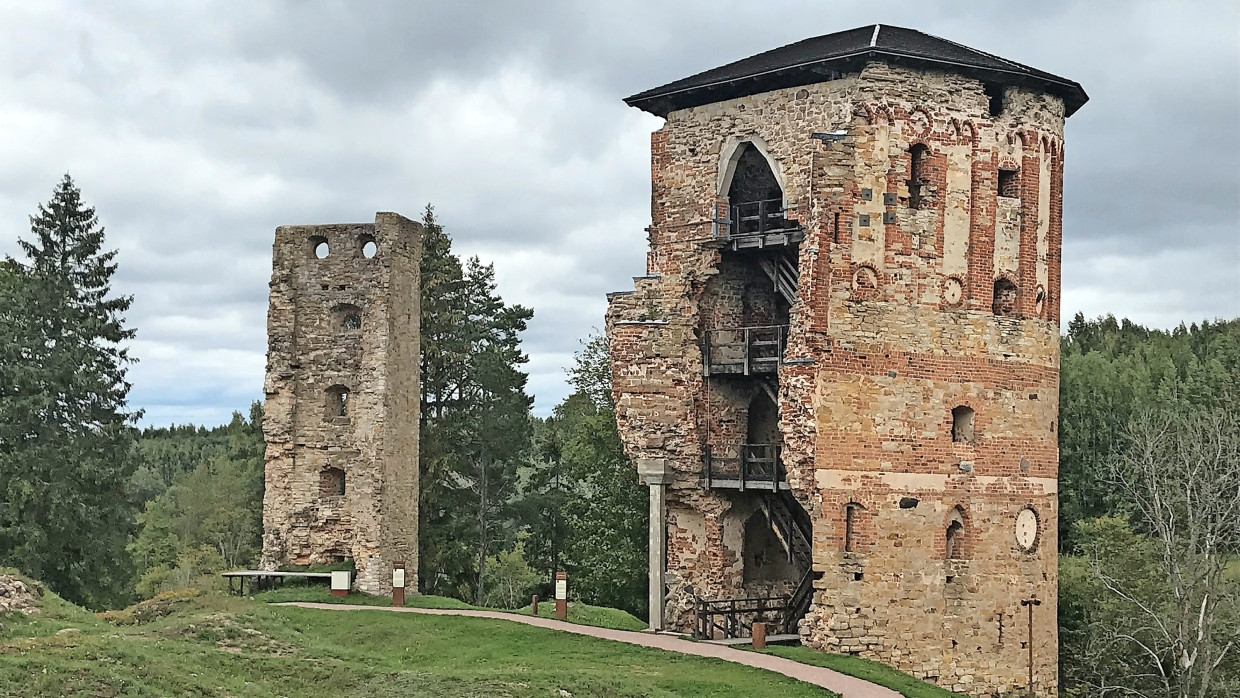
top-left (1057, 314), bottom-right (1239, 697)
top-left (0, 180), bottom-right (645, 619)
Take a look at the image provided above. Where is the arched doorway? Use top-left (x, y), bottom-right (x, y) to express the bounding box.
top-left (723, 143), bottom-right (789, 236)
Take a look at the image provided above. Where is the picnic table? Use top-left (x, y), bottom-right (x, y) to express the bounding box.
top-left (221, 570), bottom-right (333, 595)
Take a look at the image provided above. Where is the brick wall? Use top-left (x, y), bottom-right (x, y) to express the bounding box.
top-left (608, 58), bottom-right (1068, 696)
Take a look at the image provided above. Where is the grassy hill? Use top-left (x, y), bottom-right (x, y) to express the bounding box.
top-left (0, 577), bottom-right (837, 697)
top-left (0, 571), bottom-right (967, 698)
top-left (254, 585), bottom-right (649, 631)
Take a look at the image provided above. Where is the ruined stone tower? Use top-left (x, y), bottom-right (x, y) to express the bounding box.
top-left (262, 212), bottom-right (422, 595)
top-left (607, 25), bottom-right (1086, 696)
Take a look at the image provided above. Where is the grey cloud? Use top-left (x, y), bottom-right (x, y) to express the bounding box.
top-left (1, 1), bottom-right (1236, 424)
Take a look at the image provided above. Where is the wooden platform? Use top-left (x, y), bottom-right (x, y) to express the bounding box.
top-left (708, 229), bottom-right (804, 252)
top-left (700, 477), bottom-right (790, 491)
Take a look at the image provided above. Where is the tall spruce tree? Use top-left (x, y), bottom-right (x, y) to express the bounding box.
top-left (459, 256), bottom-right (533, 605)
top-left (416, 207), bottom-right (534, 602)
top-left (417, 206), bottom-right (473, 597)
top-left (0, 175), bottom-right (139, 608)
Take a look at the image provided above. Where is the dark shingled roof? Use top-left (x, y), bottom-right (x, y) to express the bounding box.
top-left (625, 24), bottom-right (1088, 118)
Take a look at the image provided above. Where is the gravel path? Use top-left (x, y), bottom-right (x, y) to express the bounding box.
top-left (276, 602), bottom-right (902, 698)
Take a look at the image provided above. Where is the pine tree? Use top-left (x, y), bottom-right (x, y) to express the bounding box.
top-left (459, 256), bottom-right (533, 605)
top-left (416, 207), bottom-right (534, 602)
top-left (0, 174), bottom-right (140, 608)
top-left (521, 334), bottom-right (647, 616)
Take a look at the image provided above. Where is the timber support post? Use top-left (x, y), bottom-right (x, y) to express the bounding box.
top-left (1021, 596), bottom-right (1042, 694)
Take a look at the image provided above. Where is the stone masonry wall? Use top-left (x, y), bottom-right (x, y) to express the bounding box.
top-left (262, 212), bottom-right (422, 595)
top-left (608, 59), bottom-right (1067, 696)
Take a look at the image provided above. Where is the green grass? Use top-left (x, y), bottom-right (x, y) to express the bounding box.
top-left (253, 585), bottom-right (647, 631)
top-left (0, 569), bottom-right (102, 641)
top-left (0, 583), bottom-right (837, 697)
top-left (756, 646), bottom-right (967, 698)
top-left (517, 597), bottom-right (649, 632)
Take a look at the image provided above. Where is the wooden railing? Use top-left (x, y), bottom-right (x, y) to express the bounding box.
top-left (704, 443), bottom-right (783, 491)
top-left (702, 325), bottom-right (788, 376)
top-left (693, 567), bottom-right (818, 639)
top-left (730, 198), bottom-right (792, 237)
top-left (695, 594), bottom-right (791, 640)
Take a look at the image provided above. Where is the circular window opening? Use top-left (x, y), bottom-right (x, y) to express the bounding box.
top-left (314, 241), bottom-right (329, 259)
top-left (362, 240), bottom-right (377, 258)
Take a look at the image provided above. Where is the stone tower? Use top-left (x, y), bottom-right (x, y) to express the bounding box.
top-left (607, 25), bottom-right (1086, 697)
top-left (261, 212), bottom-right (422, 595)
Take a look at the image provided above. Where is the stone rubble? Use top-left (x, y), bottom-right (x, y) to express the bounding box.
top-left (0, 575), bottom-right (42, 615)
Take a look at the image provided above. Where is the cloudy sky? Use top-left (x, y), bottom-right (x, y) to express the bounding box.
top-left (1, 1), bottom-right (1236, 427)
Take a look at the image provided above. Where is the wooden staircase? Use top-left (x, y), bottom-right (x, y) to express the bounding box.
top-left (694, 491), bottom-right (818, 640)
top-left (762, 491), bottom-right (819, 635)
top-left (757, 254), bottom-right (799, 306)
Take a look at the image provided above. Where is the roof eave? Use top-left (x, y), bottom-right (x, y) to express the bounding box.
top-left (625, 49), bottom-right (1088, 118)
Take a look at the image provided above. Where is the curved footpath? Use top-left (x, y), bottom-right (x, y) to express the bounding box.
top-left (276, 602), bottom-right (901, 698)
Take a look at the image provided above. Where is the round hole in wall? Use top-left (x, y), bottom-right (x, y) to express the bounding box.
top-left (943, 277), bottom-right (963, 306)
top-left (362, 240), bottom-right (377, 258)
top-left (314, 241), bottom-right (329, 259)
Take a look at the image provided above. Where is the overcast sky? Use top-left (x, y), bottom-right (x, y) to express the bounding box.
top-left (1, 1), bottom-right (1237, 427)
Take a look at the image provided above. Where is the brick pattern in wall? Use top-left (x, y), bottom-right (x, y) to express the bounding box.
top-left (607, 60), bottom-right (1067, 697)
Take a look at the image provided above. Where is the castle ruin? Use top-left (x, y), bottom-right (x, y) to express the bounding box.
top-left (607, 25), bottom-right (1086, 696)
top-left (261, 212), bottom-right (423, 595)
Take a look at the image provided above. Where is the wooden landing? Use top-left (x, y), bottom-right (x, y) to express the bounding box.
top-left (708, 229), bottom-right (805, 252)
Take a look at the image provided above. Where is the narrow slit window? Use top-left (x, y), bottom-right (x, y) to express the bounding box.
top-left (998, 168), bottom-right (1020, 198)
top-left (946, 508), bottom-right (966, 560)
top-left (326, 385), bottom-right (350, 418)
top-left (984, 83), bottom-right (1005, 117)
top-left (908, 144), bottom-right (931, 209)
top-left (951, 406), bottom-right (975, 443)
top-left (844, 503), bottom-right (860, 553)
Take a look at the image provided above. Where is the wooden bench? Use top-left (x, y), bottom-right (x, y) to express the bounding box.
top-left (221, 570), bottom-right (333, 596)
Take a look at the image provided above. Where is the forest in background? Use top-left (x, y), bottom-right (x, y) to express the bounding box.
top-left (1, 178), bottom-right (1236, 696)
top-left (116, 206), bottom-right (647, 617)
